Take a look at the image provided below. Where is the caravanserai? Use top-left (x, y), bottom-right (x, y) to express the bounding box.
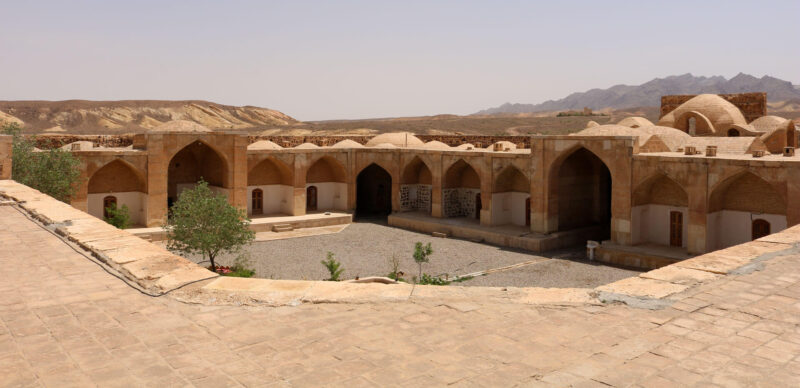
top-left (47, 93), bottom-right (799, 269)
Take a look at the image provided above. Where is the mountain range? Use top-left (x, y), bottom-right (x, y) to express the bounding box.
top-left (475, 73), bottom-right (800, 115)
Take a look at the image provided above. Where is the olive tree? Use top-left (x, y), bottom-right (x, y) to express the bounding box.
top-left (164, 179), bottom-right (255, 271)
top-left (2, 122), bottom-right (82, 202)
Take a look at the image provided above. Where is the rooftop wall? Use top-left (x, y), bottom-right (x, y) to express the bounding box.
top-left (660, 92), bottom-right (767, 123)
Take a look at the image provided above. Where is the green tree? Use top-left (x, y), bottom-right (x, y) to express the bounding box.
top-left (164, 179), bottom-right (255, 271)
top-left (2, 122), bottom-right (82, 202)
top-left (413, 242), bottom-right (433, 282)
top-left (104, 203), bottom-right (131, 229)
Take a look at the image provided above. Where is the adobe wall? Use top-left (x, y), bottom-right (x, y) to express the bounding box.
top-left (0, 135), bottom-right (11, 180)
top-left (660, 92), bottom-right (767, 123)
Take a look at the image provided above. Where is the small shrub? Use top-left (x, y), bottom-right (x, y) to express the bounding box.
top-left (104, 203), bottom-right (131, 229)
top-left (387, 254), bottom-right (405, 282)
top-left (228, 253), bottom-right (256, 278)
top-left (418, 273), bottom-right (450, 286)
top-left (451, 275), bottom-right (474, 283)
top-left (413, 242), bottom-right (433, 282)
top-left (321, 252), bottom-right (344, 281)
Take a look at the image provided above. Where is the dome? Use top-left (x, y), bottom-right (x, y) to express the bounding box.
top-left (422, 140), bottom-right (451, 150)
top-left (657, 94), bottom-right (747, 134)
top-left (487, 141), bottom-right (517, 151)
top-left (617, 117), bottom-right (654, 128)
top-left (585, 120), bottom-right (600, 128)
top-left (330, 139), bottom-right (364, 148)
top-left (455, 143), bottom-right (476, 150)
top-left (153, 120), bottom-right (212, 133)
top-left (750, 115), bottom-right (789, 132)
top-left (372, 143), bottom-right (398, 148)
top-left (575, 124), bottom-right (690, 152)
top-left (247, 140), bottom-right (283, 150)
top-left (365, 132), bottom-right (424, 148)
top-left (294, 142), bottom-right (320, 149)
top-left (60, 141), bottom-right (96, 151)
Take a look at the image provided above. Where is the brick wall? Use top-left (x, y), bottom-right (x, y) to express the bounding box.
top-left (660, 92), bottom-right (767, 123)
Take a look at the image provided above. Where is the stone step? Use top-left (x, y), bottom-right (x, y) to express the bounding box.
top-left (272, 223), bottom-right (294, 232)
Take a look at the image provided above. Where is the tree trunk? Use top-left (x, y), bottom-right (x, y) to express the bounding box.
top-left (209, 254), bottom-right (216, 272)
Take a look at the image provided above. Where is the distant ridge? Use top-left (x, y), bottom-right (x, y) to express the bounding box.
top-left (475, 73), bottom-right (800, 115)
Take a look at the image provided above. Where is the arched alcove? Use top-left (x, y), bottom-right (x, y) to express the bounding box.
top-left (552, 148), bottom-right (612, 239)
top-left (356, 164), bottom-right (392, 218)
top-left (305, 156), bottom-right (347, 211)
top-left (87, 159), bottom-right (146, 226)
top-left (247, 157), bottom-right (293, 216)
top-left (443, 159), bottom-right (481, 219)
top-left (631, 174), bottom-right (689, 247)
top-left (168, 141), bottom-right (228, 207)
top-left (491, 165), bottom-right (529, 226)
top-left (399, 156), bottom-right (433, 214)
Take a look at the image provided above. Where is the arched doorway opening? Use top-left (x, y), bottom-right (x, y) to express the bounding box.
top-left (727, 128), bottom-right (740, 137)
top-left (631, 174), bottom-right (688, 248)
top-left (443, 159), bottom-right (481, 219)
top-left (553, 148), bottom-right (612, 240)
top-left (168, 141), bottom-right (228, 207)
top-left (305, 156), bottom-right (346, 212)
top-left (491, 165), bottom-right (530, 226)
top-left (708, 171), bottom-right (786, 249)
top-left (87, 159), bottom-right (146, 226)
top-left (400, 156), bottom-right (433, 214)
top-left (356, 164), bottom-right (392, 218)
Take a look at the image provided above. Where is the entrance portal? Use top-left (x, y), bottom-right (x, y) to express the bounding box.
top-left (555, 148), bottom-right (612, 240)
top-left (669, 211), bottom-right (683, 247)
top-left (356, 164), bottom-right (392, 217)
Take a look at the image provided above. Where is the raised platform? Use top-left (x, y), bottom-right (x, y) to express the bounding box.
top-left (595, 242), bottom-right (693, 269)
top-left (388, 212), bottom-right (603, 253)
top-left (130, 211), bottom-right (352, 241)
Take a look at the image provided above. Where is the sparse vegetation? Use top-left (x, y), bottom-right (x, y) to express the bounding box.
top-left (104, 203), bottom-right (131, 229)
top-left (413, 242), bottom-right (433, 283)
top-left (2, 122), bottom-right (83, 202)
top-left (387, 254), bottom-right (405, 282)
top-left (164, 179), bottom-right (255, 271)
top-left (417, 273), bottom-right (450, 286)
top-left (227, 253), bottom-right (256, 278)
top-left (321, 252), bottom-right (344, 281)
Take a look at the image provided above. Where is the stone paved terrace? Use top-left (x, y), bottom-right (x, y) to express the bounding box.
top-left (2, 184), bottom-right (800, 386)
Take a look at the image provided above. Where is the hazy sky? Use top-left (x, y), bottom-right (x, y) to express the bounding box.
top-left (1, 0), bottom-right (798, 121)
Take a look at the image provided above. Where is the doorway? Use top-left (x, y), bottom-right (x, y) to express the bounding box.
top-left (475, 193), bottom-right (482, 220)
top-left (251, 189), bottom-right (263, 215)
top-left (525, 197), bottom-right (531, 226)
top-left (103, 196), bottom-right (117, 219)
top-left (669, 211), bottom-right (682, 247)
top-left (306, 186), bottom-right (318, 212)
top-left (752, 219), bottom-right (770, 240)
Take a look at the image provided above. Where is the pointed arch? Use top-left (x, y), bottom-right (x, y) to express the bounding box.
top-left (248, 156), bottom-right (293, 186)
top-left (443, 159), bottom-right (481, 218)
top-left (708, 171), bottom-right (786, 214)
top-left (491, 165), bottom-right (530, 226)
top-left (549, 147), bottom-right (612, 235)
top-left (399, 156), bottom-right (433, 214)
top-left (88, 159), bottom-right (145, 194)
top-left (168, 140), bottom-right (229, 202)
top-left (632, 173), bottom-right (688, 207)
top-left (493, 165), bottom-right (529, 193)
top-left (306, 156), bottom-right (346, 183)
top-left (356, 163), bottom-right (392, 217)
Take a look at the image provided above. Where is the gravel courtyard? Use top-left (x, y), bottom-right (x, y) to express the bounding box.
top-left (189, 220), bottom-right (642, 288)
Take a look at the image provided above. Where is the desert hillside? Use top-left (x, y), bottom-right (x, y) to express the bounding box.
top-left (0, 100), bottom-right (297, 134)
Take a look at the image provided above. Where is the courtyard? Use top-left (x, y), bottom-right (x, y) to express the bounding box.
top-left (186, 220), bottom-right (642, 288)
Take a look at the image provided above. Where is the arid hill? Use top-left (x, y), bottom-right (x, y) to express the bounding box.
top-left (0, 100), bottom-right (297, 134)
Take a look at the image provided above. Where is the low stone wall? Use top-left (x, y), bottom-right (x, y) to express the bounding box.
top-left (0, 135), bottom-right (11, 179)
top-left (32, 134), bottom-right (134, 149)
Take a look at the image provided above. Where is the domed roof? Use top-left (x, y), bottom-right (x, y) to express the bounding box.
top-left (617, 117), bottom-right (654, 128)
top-left (750, 115), bottom-right (789, 132)
top-left (371, 143), bottom-right (398, 148)
top-left (455, 143), bottom-right (476, 150)
top-left (422, 140), bottom-right (451, 150)
top-left (486, 141), bottom-right (517, 151)
top-left (657, 94), bottom-right (747, 132)
top-left (154, 120), bottom-right (212, 133)
top-left (294, 142), bottom-right (320, 149)
top-left (365, 132), bottom-right (424, 148)
top-left (575, 124), bottom-right (690, 152)
top-left (585, 120), bottom-right (600, 128)
top-left (247, 140), bottom-right (283, 150)
top-left (330, 139), bottom-right (364, 148)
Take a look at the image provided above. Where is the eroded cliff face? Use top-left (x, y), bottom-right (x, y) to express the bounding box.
top-left (0, 100), bottom-right (297, 134)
